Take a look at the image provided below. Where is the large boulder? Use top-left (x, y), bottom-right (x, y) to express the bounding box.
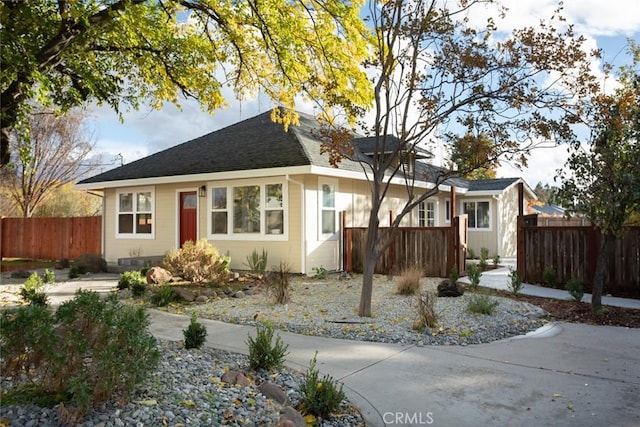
top-left (74, 253), bottom-right (107, 273)
top-left (146, 266), bottom-right (172, 284)
top-left (437, 279), bottom-right (464, 297)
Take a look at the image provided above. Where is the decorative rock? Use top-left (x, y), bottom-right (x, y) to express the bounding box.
top-left (173, 288), bottom-right (196, 302)
top-left (146, 267), bottom-right (172, 284)
top-left (437, 279), bottom-right (464, 297)
top-left (10, 270), bottom-right (32, 279)
top-left (220, 371), bottom-right (250, 387)
top-left (195, 295), bottom-right (208, 303)
top-left (74, 253), bottom-right (108, 273)
top-left (233, 291), bottom-right (245, 299)
top-left (258, 382), bottom-right (288, 405)
top-left (277, 421), bottom-right (296, 427)
top-left (279, 406), bottom-right (306, 427)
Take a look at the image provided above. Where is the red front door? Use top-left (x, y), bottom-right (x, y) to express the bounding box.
top-left (179, 191), bottom-right (197, 247)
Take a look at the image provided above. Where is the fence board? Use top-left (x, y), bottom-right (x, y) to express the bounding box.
top-left (344, 227), bottom-right (450, 276)
top-left (0, 216), bottom-right (101, 261)
top-left (520, 225), bottom-right (640, 297)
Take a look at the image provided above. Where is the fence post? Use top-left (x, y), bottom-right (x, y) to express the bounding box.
top-left (0, 216), bottom-right (3, 259)
top-left (517, 182), bottom-right (525, 276)
top-left (446, 187), bottom-right (457, 275)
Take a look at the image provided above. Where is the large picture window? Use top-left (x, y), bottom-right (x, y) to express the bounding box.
top-left (463, 201), bottom-right (490, 229)
top-left (209, 181), bottom-right (286, 238)
top-left (117, 188), bottom-right (154, 237)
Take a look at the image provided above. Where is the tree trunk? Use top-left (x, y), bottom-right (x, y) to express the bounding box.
top-left (591, 233), bottom-right (615, 311)
top-left (359, 198), bottom-right (381, 317)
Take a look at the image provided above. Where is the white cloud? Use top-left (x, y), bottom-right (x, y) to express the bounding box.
top-left (498, 143), bottom-right (571, 187)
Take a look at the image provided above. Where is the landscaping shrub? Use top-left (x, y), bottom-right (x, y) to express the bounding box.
top-left (466, 294), bottom-right (499, 315)
top-left (466, 263), bottom-right (482, 289)
top-left (449, 264), bottom-right (459, 285)
top-left (268, 261), bottom-right (291, 304)
top-left (151, 285), bottom-right (182, 307)
top-left (162, 238), bottom-right (230, 283)
top-left (467, 248), bottom-right (476, 259)
top-left (479, 247), bottom-right (489, 271)
top-left (118, 270), bottom-right (146, 290)
top-left (413, 291), bottom-right (438, 330)
top-left (183, 313), bottom-right (208, 349)
top-left (244, 248), bottom-right (268, 274)
top-left (492, 254), bottom-right (500, 268)
top-left (507, 267), bottom-right (523, 295)
top-left (565, 278), bottom-right (584, 302)
top-left (19, 272), bottom-right (48, 306)
top-left (396, 265), bottom-right (423, 295)
top-left (131, 280), bottom-right (147, 297)
top-left (68, 264), bottom-right (82, 279)
top-left (246, 322), bottom-right (289, 371)
top-left (42, 268), bottom-right (56, 284)
top-left (299, 352), bottom-right (345, 419)
top-left (1, 291), bottom-right (159, 423)
top-left (312, 266), bottom-right (327, 280)
top-left (543, 267), bottom-right (557, 286)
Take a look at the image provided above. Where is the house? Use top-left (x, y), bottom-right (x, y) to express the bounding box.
top-left (76, 110), bottom-right (536, 273)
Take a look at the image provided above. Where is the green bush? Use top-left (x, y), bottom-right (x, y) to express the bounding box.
top-left (543, 267), bottom-right (557, 286)
top-left (449, 264), bottom-right (459, 285)
top-left (565, 278), bottom-right (584, 302)
top-left (20, 272), bottom-right (48, 306)
top-left (150, 285), bottom-right (182, 307)
top-left (268, 261), bottom-right (291, 304)
top-left (507, 267), bottom-right (524, 295)
top-left (246, 322), bottom-right (289, 371)
top-left (162, 238), bottom-right (230, 283)
top-left (396, 265), bottom-right (422, 295)
top-left (466, 294), bottom-right (499, 315)
top-left (479, 247), bottom-right (489, 271)
top-left (492, 254), bottom-right (500, 267)
top-left (131, 280), bottom-right (147, 297)
top-left (68, 265), bottom-right (81, 279)
top-left (466, 263), bottom-right (482, 289)
top-left (42, 268), bottom-right (56, 284)
top-left (183, 313), bottom-right (207, 349)
top-left (1, 291), bottom-right (159, 422)
top-left (118, 270), bottom-right (146, 290)
top-left (299, 352), bottom-right (345, 418)
top-left (312, 266), bottom-right (327, 280)
top-left (244, 248), bottom-right (268, 274)
top-left (467, 248), bottom-right (477, 259)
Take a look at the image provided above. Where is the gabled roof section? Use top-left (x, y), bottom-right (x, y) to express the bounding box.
top-left (354, 135), bottom-right (432, 159)
top-left (467, 177), bottom-right (520, 192)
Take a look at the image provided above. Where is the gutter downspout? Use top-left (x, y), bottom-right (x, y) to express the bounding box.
top-left (286, 175), bottom-right (306, 274)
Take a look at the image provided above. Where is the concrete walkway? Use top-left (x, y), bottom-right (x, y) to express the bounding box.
top-left (2, 271), bottom-right (639, 426)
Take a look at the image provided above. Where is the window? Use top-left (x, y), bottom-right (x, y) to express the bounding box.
top-left (320, 181), bottom-right (337, 235)
top-left (211, 187), bottom-right (228, 234)
top-left (418, 201), bottom-right (435, 227)
top-left (463, 201), bottom-right (490, 229)
top-left (208, 181), bottom-right (286, 238)
top-left (117, 188), bottom-right (154, 237)
top-left (445, 199), bottom-right (451, 223)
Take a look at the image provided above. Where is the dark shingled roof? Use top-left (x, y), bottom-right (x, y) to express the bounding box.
top-left (467, 177), bottom-right (520, 192)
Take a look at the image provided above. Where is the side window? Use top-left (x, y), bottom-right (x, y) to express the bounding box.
top-left (211, 187), bottom-right (228, 234)
top-left (265, 183), bottom-right (284, 234)
top-left (320, 180), bottom-right (337, 236)
top-left (117, 188), bottom-right (154, 237)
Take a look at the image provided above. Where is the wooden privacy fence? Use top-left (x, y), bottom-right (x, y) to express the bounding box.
top-left (343, 215), bottom-right (468, 277)
top-left (0, 216), bottom-right (102, 261)
top-left (518, 215), bottom-right (640, 297)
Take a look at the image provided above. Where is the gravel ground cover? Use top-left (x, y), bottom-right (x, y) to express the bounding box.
top-left (179, 275), bottom-right (548, 346)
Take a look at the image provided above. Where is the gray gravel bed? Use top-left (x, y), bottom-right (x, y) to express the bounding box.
top-left (0, 340), bottom-right (363, 427)
top-left (184, 276), bottom-right (548, 346)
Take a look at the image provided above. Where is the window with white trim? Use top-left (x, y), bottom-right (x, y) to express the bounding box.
top-left (463, 201), bottom-right (490, 229)
top-left (445, 199), bottom-right (451, 223)
top-left (208, 181), bottom-right (286, 237)
top-left (117, 188), bottom-right (154, 237)
top-left (418, 201), bottom-right (436, 227)
top-left (320, 179), bottom-right (337, 236)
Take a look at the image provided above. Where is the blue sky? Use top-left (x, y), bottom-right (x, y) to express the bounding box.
top-left (86, 0), bottom-right (640, 188)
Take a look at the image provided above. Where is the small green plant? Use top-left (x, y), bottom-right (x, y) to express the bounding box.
top-left (466, 248), bottom-right (476, 260)
top-left (68, 265), bottom-right (81, 279)
top-left (543, 267), bottom-right (557, 286)
top-left (396, 265), bottom-right (423, 295)
top-left (150, 285), bottom-right (182, 307)
top-left (268, 261), bottom-right (291, 304)
top-left (131, 280), bottom-right (147, 297)
top-left (492, 254), bottom-right (500, 268)
top-left (466, 294), bottom-right (499, 315)
top-left (183, 313), bottom-right (208, 349)
top-left (42, 268), bottom-right (56, 284)
top-left (118, 270), bottom-right (146, 290)
top-left (312, 266), bottom-right (327, 280)
top-left (19, 272), bottom-right (48, 306)
top-left (565, 278), bottom-right (584, 302)
top-left (507, 267), bottom-right (523, 295)
top-left (449, 264), bottom-right (459, 285)
top-left (413, 291), bottom-right (438, 330)
top-left (246, 322), bottom-right (289, 371)
top-left (244, 248), bottom-right (268, 274)
top-left (479, 247), bottom-right (489, 271)
top-left (466, 263), bottom-right (482, 289)
top-left (299, 352), bottom-right (345, 418)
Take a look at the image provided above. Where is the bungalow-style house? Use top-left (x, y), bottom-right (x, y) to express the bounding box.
top-left (77, 110), bottom-right (536, 274)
